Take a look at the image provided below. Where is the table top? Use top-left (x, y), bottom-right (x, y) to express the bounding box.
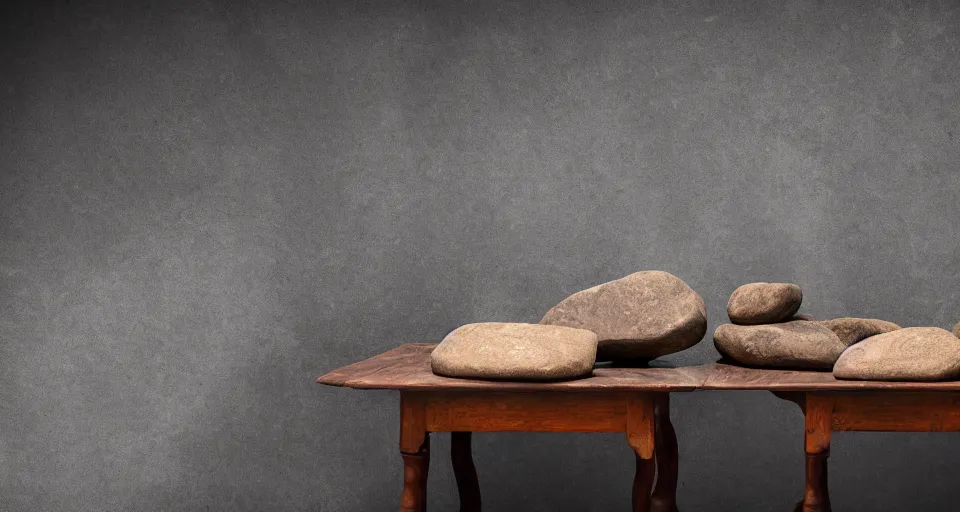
top-left (317, 344), bottom-right (710, 392)
top-left (317, 345), bottom-right (960, 393)
top-left (700, 362), bottom-right (960, 391)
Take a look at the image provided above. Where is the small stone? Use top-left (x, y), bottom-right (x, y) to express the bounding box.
top-left (953, 323), bottom-right (960, 338)
top-left (834, 327), bottom-right (960, 381)
top-left (792, 313), bottom-right (815, 321)
top-left (713, 321), bottom-right (845, 370)
top-left (817, 318), bottom-right (901, 346)
top-left (431, 322), bottom-right (598, 381)
top-left (540, 271), bottom-right (707, 360)
top-left (727, 282), bottom-right (803, 325)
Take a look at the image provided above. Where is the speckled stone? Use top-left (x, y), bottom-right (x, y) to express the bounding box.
top-left (834, 327), bottom-right (960, 381)
top-left (540, 270), bottom-right (707, 361)
top-left (431, 322), bottom-right (598, 381)
top-left (792, 313), bottom-right (815, 321)
top-left (817, 317), bottom-right (901, 346)
top-left (727, 282), bottom-right (802, 325)
top-left (713, 321), bottom-right (845, 370)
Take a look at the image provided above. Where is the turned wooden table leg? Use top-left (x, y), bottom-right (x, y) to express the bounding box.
top-left (400, 393), bottom-right (430, 512)
top-left (802, 394), bottom-right (833, 512)
top-left (451, 432), bottom-right (481, 512)
top-left (627, 394), bottom-right (656, 512)
top-left (650, 393), bottom-right (679, 512)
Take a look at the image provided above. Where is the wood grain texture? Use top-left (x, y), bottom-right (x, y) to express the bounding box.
top-left (626, 394), bottom-right (655, 459)
top-left (701, 362), bottom-right (960, 391)
top-left (318, 344), bottom-right (707, 391)
top-left (322, 352), bottom-right (960, 393)
top-left (830, 391), bottom-right (960, 432)
top-left (424, 391), bottom-right (632, 433)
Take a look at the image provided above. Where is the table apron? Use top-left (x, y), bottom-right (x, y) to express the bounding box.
top-left (826, 391), bottom-right (960, 432)
top-left (406, 390), bottom-right (653, 439)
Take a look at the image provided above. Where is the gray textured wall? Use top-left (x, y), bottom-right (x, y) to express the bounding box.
top-left (2, 0), bottom-right (959, 510)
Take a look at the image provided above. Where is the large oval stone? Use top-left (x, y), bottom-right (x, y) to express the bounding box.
top-left (540, 271), bottom-right (707, 360)
top-left (816, 318), bottom-right (901, 346)
top-left (713, 321), bottom-right (845, 370)
top-left (834, 327), bottom-right (960, 381)
top-left (431, 322), bottom-right (598, 381)
top-left (727, 282), bottom-right (802, 325)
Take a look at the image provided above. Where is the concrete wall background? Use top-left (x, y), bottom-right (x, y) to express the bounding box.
top-left (2, 0), bottom-right (959, 510)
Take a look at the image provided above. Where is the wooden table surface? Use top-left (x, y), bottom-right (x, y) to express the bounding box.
top-left (317, 343), bottom-right (711, 392)
top-left (700, 361), bottom-right (960, 391)
top-left (318, 345), bottom-right (960, 512)
top-left (318, 345), bottom-right (960, 392)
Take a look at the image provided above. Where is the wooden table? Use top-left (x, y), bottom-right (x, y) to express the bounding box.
top-left (701, 362), bottom-right (960, 512)
top-left (318, 344), bottom-right (709, 512)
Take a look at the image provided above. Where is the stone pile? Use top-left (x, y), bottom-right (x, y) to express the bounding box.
top-left (431, 271), bottom-right (708, 381)
top-left (715, 282), bottom-right (960, 381)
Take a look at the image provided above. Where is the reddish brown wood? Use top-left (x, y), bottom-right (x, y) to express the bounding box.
top-left (451, 432), bottom-right (480, 512)
top-left (830, 391), bottom-right (960, 432)
top-left (425, 391), bottom-right (630, 433)
top-left (400, 393), bottom-right (430, 512)
top-left (626, 394), bottom-right (656, 459)
top-left (633, 452), bottom-right (656, 512)
top-left (801, 394), bottom-right (832, 512)
top-left (802, 452), bottom-right (830, 512)
top-left (650, 394), bottom-right (679, 512)
top-left (318, 344), bottom-right (708, 392)
top-left (400, 439), bottom-right (430, 512)
top-left (385, 387), bottom-right (663, 510)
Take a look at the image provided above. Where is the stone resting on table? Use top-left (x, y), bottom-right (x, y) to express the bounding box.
top-left (431, 270), bottom-right (709, 382)
top-left (320, 343), bottom-right (700, 512)
top-left (318, 271), bottom-right (960, 511)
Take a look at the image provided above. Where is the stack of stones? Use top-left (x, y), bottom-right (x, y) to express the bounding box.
top-left (431, 271), bottom-right (708, 381)
top-left (715, 282), bottom-right (960, 381)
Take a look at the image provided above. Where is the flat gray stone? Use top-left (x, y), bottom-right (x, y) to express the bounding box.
top-left (540, 271), bottom-right (707, 360)
top-left (817, 317), bottom-right (901, 346)
top-left (727, 282), bottom-right (802, 325)
top-left (834, 327), bottom-right (960, 381)
top-left (714, 321), bottom-right (845, 370)
top-left (953, 322), bottom-right (960, 338)
top-left (431, 322), bottom-right (598, 381)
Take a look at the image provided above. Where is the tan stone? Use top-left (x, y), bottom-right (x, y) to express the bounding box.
top-left (833, 327), bottom-right (960, 381)
top-left (540, 271), bottom-right (707, 360)
top-left (792, 313), bottom-right (816, 321)
top-left (817, 318), bottom-right (901, 347)
top-left (727, 282), bottom-right (802, 325)
top-left (953, 322), bottom-right (960, 338)
top-left (431, 322), bottom-right (598, 381)
top-left (713, 321), bottom-right (845, 370)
